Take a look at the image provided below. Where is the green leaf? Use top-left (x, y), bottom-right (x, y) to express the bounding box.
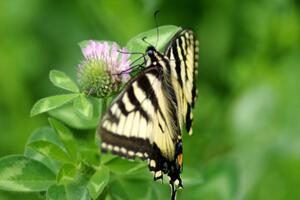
top-left (100, 154), bottom-right (118, 165)
top-left (26, 127), bottom-right (72, 163)
top-left (126, 25), bottom-right (181, 62)
top-left (0, 155), bottom-right (56, 192)
top-left (49, 118), bottom-right (78, 161)
top-left (24, 147), bottom-right (61, 174)
top-left (24, 127), bottom-right (67, 173)
top-left (108, 179), bottom-right (130, 200)
top-left (73, 95), bottom-right (93, 119)
top-left (27, 141), bottom-right (72, 163)
top-left (31, 94), bottom-right (80, 116)
top-left (77, 138), bottom-right (100, 168)
top-left (49, 70), bottom-right (79, 93)
top-left (49, 97), bottom-right (101, 129)
top-left (26, 127), bottom-right (67, 150)
top-left (56, 164), bottom-right (78, 184)
top-left (87, 165), bottom-right (110, 200)
top-left (108, 178), bottom-right (156, 200)
top-left (46, 183), bottom-right (90, 200)
top-left (104, 157), bottom-right (146, 175)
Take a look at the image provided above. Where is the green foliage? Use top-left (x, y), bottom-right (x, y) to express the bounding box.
top-left (31, 70), bottom-right (101, 129)
top-left (48, 101), bottom-right (101, 130)
top-left (26, 127), bottom-right (72, 163)
top-left (87, 165), bottom-right (109, 199)
top-left (31, 70), bottom-right (81, 117)
top-left (49, 70), bottom-right (80, 93)
top-left (48, 118), bottom-right (78, 161)
top-left (46, 183), bottom-right (90, 200)
top-left (56, 164), bottom-right (78, 184)
top-left (0, 155), bottom-right (56, 192)
top-left (30, 94), bottom-right (80, 117)
top-left (73, 95), bottom-right (93, 119)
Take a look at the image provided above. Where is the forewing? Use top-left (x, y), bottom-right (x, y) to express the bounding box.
top-left (98, 67), bottom-right (177, 161)
top-left (165, 29), bottom-right (199, 135)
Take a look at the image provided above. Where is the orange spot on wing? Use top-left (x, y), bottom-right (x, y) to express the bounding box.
top-left (177, 153), bottom-right (183, 169)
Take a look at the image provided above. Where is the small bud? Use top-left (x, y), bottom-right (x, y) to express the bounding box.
top-left (78, 40), bottom-right (131, 98)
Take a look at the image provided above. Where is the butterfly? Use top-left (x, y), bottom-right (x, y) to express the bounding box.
top-left (97, 28), bottom-right (199, 199)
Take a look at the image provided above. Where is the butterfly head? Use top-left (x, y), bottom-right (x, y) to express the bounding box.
top-left (146, 46), bottom-right (156, 57)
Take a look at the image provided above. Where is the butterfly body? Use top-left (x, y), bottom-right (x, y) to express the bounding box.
top-left (98, 28), bottom-right (199, 199)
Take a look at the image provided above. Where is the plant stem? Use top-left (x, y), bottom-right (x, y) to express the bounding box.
top-left (100, 98), bottom-right (107, 119)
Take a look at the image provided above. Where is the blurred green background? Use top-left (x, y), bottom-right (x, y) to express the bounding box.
top-left (0, 0), bottom-right (299, 199)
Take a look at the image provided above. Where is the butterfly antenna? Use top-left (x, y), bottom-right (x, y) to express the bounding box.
top-left (141, 11), bottom-right (160, 48)
top-left (154, 10), bottom-right (160, 48)
top-left (112, 49), bottom-right (147, 76)
top-left (142, 36), bottom-right (153, 47)
top-left (117, 49), bottom-right (145, 57)
top-left (117, 49), bottom-right (147, 67)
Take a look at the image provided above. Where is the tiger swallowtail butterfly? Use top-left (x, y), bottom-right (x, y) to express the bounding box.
top-left (97, 28), bottom-right (199, 199)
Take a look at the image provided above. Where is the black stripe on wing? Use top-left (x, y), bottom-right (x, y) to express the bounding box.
top-left (100, 128), bottom-right (151, 160)
top-left (117, 90), bottom-right (149, 121)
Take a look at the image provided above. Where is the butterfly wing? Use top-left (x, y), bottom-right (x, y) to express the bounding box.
top-left (165, 29), bottom-right (199, 135)
top-left (98, 65), bottom-right (182, 181)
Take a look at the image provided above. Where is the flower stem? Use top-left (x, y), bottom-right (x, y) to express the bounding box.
top-left (100, 98), bottom-right (107, 119)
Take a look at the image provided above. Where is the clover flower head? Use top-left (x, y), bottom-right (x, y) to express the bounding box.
top-left (78, 40), bottom-right (131, 98)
